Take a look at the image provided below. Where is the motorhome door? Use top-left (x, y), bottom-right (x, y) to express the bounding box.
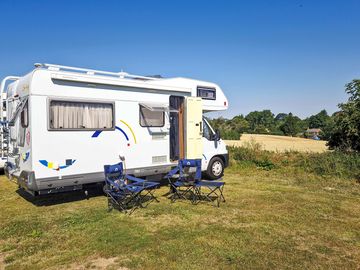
top-left (169, 96), bottom-right (184, 161)
top-left (184, 97), bottom-right (203, 159)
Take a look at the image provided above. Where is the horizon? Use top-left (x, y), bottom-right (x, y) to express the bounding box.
top-left (1, 0), bottom-right (359, 118)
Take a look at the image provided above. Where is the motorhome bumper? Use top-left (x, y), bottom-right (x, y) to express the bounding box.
top-left (17, 171), bottom-right (38, 195)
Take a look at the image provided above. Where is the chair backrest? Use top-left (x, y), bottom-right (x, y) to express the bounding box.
top-left (179, 159), bottom-right (202, 181)
top-left (104, 162), bottom-right (124, 184)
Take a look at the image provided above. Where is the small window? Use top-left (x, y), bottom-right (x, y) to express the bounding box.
top-left (21, 100), bottom-right (29, 128)
top-left (49, 100), bottom-right (114, 130)
top-left (139, 105), bottom-right (165, 127)
top-left (197, 87), bottom-right (216, 100)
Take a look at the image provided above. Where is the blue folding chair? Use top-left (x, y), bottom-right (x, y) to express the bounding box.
top-left (165, 159), bottom-right (226, 207)
top-left (125, 174), bottom-right (160, 206)
top-left (194, 180), bottom-right (225, 207)
top-left (104, 162), bottom-right (159, 213)
top-left (165, 159), bottom-right (202, 203)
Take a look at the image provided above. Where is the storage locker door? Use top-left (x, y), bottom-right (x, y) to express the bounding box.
top-left (185, 97), bottom-right (203, 159)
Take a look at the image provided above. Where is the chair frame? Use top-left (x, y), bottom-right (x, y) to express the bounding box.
top-left (165, 159), bottom-right (201, 203)
top-left (104, 163), bottom-right (159, 213)
top-left (194, 181), bottom-right (226, 207)
top-left (165, 159), bottom-right (226, 207)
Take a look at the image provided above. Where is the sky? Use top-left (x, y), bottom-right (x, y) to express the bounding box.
top-left (1, 0), bottom-right (359, 119)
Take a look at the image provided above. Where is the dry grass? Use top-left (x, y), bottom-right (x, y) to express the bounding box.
top-left (1, 169), bottom-right (360, 269)
top-left (225, 134), bottom-right (328, 153)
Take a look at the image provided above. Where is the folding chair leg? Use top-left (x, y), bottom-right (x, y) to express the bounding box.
top-left (192, 187), bottom-right (202, 205)
top-left (219, 186), bottom-right (226, 203)
top-left (196, 186), bottom-right (225, 207)
top-left (168, 186), bottom-right (183, 202)
top-left (107, 196), bottom-right (113, 212)
top-left (149, 189), bottom-right (160, 203)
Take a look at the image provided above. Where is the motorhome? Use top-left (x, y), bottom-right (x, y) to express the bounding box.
top-left (0, 63), bottom-right (229, 195)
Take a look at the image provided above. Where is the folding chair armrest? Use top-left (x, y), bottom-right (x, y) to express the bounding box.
top-left (126, 174), bottom-right (145, 184)
top-left (164, 166), bottom-right (180, 179)
top-left (125, 184), bottom-right (144, 193)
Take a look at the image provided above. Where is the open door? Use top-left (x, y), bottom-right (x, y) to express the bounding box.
top-left (184, 97), bottom-right (203, 159)
top-left (169, 96), bottom-right (184, 161)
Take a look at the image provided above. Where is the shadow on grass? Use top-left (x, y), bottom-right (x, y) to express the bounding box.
top-left (16, 183), bottom-right (105, 207)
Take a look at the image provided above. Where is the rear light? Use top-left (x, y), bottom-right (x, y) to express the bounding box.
top-left (224, 101), bottom-right (227, 106)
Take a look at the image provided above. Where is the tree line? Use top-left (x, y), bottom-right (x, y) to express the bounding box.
top-left (208, 79), bottom-right (360, 152)
top-left (208, 109), bottom-right (333, 139)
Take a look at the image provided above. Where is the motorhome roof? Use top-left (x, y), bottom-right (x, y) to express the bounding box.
top-left (35, 63), bottom-right (219, 91)
top-left (38, 63), bottom-right (161, 81)
top-left (35, 63), bottom-right (208, 93)
top-left (1, 63), bottom-right (228, 113)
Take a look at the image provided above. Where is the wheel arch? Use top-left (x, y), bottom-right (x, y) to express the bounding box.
top-left (209, 153), bottom-right (229, 169)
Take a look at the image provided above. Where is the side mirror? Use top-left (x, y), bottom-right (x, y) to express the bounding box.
top-left (211, 129), bottom-right (221, 141)
top-left (216, 129), bottom-right (221, 140)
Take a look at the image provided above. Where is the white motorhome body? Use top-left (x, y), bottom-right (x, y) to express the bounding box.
top-left (1, 64), bottom-right (229, 195)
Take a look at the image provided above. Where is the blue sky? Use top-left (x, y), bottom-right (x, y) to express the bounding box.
top-left (1, 0), bottom-right (359, 119)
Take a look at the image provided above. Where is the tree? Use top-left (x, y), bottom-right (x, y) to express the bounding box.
top-left (275, 113), bottom-right (288, 122)
top-left (230, 115), bottom-right (249, 134)
top-left (245, 110), bottom-right (275, 133)
top-left (207, 116), bottom-right (246, 140)
top-left (307, 110), bottom-right (330, 129)
top-left (327, 80), bottom-right (360, 151)
top-left (279, 113), bottom-right (303, 136)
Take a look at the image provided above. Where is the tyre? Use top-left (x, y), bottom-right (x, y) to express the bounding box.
top-left (206, 157), bottom-right (224, 180)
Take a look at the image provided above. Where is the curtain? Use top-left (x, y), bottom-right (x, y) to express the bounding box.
top-left (50, 101), bottom-right (113, 129)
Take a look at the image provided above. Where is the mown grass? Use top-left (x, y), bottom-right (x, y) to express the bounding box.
top-left (1, 163), bottom-right (360, 269)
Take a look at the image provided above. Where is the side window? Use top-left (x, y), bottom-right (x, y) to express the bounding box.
top-left (197, 86), bottom-right (216, 100)
top-left (49, 100), bottom-right (114, 130)
top-left (203, 120), bottom-right (214, 140)
top-left (139, 105), bottom-right (165, 127)
top-left (21, 100), bottom-right (29, 128)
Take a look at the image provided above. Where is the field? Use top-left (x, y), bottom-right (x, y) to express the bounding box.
top-left (1, 167), bottom-right (360, 269)
top-left (225, 134), bottom-right (328, 153)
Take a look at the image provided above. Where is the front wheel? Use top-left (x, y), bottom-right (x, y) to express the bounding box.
top-left (206, 157), bottom-right (224, 180)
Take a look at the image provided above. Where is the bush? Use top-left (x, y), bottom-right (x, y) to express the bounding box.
top-left (228, 145), bottom-right (360, 179)
top-left (296, 151), bottom-right (360, 179)
top-left (229, 140), bottom-right (276, 170)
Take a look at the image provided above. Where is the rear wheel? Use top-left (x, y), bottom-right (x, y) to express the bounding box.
top-left (206, 157), bottom-right (224, 180)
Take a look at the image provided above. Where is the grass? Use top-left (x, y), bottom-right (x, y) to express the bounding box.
top-left (225, 134), bottom-right (328, 153)
top-left (1, 165), bottom-right (360, 269)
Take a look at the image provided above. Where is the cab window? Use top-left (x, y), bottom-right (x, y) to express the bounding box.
top-left (203, 120), bottom-right (214, 140)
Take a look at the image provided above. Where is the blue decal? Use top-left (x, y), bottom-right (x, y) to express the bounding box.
top-left (91, 130), bottom-right (102, 138)
top-left (92, 125), bottom-right (129, 141)
top-left (39, 159), bottom-right (76, 170)
top-left (22, 151), bottom-right (30, 162)
top-left (115, 126), bottom-right (129, 141)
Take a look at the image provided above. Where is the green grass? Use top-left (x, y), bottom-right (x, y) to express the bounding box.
top-left (1, 168), bottom-right (360, 269)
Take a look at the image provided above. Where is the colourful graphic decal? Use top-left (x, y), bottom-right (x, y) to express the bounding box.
top-left (39, 159), bottom-right (76, 171)
top-left (22, 151), bottom-right (30, 162)
top-left (92, 121), bottom-right (137, 147)
top-left (120, 120), bottom-right (137, 144)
